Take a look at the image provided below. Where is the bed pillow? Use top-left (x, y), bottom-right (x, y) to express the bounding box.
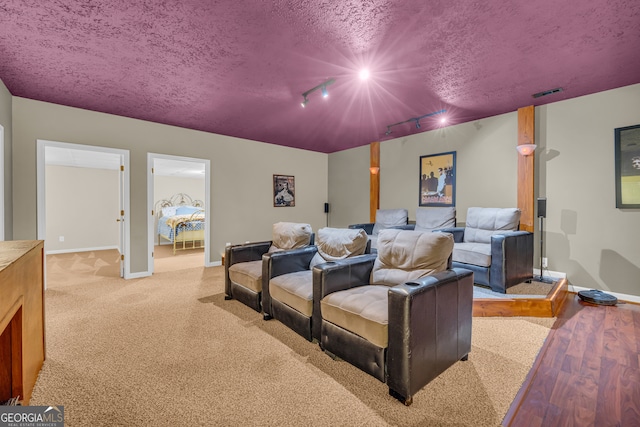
top-left (161, 206), bottom-right (177, 217)
top-left (176, 205), bottom-right (201, 215)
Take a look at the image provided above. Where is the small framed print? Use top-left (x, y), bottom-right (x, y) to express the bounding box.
top-left (273, 175), bottom-right (295, 207)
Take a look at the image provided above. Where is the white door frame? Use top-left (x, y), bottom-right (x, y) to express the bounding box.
top-left (0, 125), bottom-right (4, 241)
top-left (147, 153), bottom-right (212, 272)
top-left (37, 139), bottom-right (131, 280)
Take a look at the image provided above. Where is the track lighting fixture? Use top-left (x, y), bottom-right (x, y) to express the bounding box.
top-left (384, 109), bottom-right (446, 136)
top-left (300, 78), bottom-right (335, 107)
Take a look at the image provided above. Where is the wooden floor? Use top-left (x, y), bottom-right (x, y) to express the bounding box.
top-left (504, 294), bottom-right (640, 426)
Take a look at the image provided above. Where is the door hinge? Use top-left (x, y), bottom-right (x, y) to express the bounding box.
top-left (151, 167), bottom-right (154, 174)
top-left (121, 254), bottom-right (124, 261)
top-left (152, 252), bottom-right (154, 258)
top-left (120, 210), bottom-right (124, 216)
top-left (151, 210), bottom-right (155, 216)
top-left (120, 165), bottom-right (124, 172)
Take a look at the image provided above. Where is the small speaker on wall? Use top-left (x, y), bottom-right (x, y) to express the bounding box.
top-left (537, 198), bottom-right (547, 218)
top-left (324, 203), bottom-right (330, 213)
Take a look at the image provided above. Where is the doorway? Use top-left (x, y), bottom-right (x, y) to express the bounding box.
top-left (0, 125), bottom-right (4, 241)
top-left (36, 140), bottom-right (131, 283)
top-left (147, 153), bottom-right (211, 274)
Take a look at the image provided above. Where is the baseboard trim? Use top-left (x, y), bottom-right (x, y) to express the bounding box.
top-left (46, 245), bottom-right (119, 255)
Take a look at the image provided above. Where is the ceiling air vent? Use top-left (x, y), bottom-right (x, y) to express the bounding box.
top-left (532, 87), bottom-right (563, 98)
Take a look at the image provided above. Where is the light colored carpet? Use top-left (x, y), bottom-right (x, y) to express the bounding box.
top-left (32, 250), bottom-right (554, 426)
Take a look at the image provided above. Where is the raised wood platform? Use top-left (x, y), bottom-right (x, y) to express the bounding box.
top-left (473, 278), bottom-right (569, 317)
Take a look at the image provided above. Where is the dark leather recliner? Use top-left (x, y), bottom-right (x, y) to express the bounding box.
top-left (314, 229), bottom-right (474, 405)
top-left (439, 207), bottom-right (533, 293)
top-left (262, 227), bottom-right (370, 342)
top-left (348, 208), bottom-right (410, 250)
top-left (225, 222), bottom-right (313, 312)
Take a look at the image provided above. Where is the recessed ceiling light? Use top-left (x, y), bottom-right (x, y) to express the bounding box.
top-left (359, 69), bottom-right (370, 80)
top-left (440, 117), bottom-right (447, 124)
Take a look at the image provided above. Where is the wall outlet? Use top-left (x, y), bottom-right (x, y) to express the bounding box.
top-left (59, 236), bottom-right (64, 242)
top-left (542, 257), bottom-right (548, 268)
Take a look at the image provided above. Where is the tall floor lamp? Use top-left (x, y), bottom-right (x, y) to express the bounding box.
top-left (537, 197), bottom-right (547, 282)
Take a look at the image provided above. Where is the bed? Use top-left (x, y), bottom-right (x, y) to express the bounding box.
top-left (155, 193), bottom-right (205, 254)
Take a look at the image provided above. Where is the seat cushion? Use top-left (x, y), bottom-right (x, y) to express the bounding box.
top-left (463, 207), bottom-right (520, 243)
top-left (309, 227), bottom-right (368, 269)
top-left (371, 229), bottom-right (454, 286)
top-left (268, 222), bottom-right (313, 252)
top-left (228, 260), bottom-right (263, 292)
top-left (452, 242), bottom-right (492, 267)
top-left (269, 270), bottom-right (313, 317)
top-left (414, 207), bottom-right (456, 232)
top-left (371, 209), bottom-right (408, 236)
top-left (321, 285), bottom-right (389, 348)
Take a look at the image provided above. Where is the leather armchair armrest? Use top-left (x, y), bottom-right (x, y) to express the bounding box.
top-left (436, 227), bottom-right (464, 242)
top-left (392, 224), bottom-right (415, 230)
top-left (490, 231), bottom-right (534, 292)
top-left (225, 241), bottom-right (272, 267)
top-left (225, 241), bottom-right (271, 297)
top-left (348, 223), bottom-right (374, 235)
top-left (386, 268), bottom-right (474, 402)
top-left (312, 254), bottom-right (376, 341)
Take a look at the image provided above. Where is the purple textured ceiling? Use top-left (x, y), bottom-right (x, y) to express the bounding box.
top-left (1, 0), bottom-right (639, 153)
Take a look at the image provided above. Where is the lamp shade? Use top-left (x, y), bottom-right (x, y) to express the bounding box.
top-left (516, 144), bottom-right (537, 156)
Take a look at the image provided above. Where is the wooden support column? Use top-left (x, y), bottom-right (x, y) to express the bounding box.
top-left (370, 141), bottom-right (380, 222)
top-left (517, 105), bottom-right (535, 232)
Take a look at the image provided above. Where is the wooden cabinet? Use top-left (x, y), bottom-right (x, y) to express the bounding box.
top-left (0, 240), bottom-right (45, 404)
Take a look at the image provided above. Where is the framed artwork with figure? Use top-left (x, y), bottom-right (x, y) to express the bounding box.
top-left (273, 175), bottom-right (295, 207)
top-left (615, 124), bottom-right (640, 208)
top-left (419, 151), bottom-right (456, 207)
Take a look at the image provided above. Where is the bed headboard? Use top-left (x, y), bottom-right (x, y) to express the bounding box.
top-left (154, 193), bottom-right (204, 218)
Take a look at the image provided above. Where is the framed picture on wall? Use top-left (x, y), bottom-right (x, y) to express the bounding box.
top-left (615, 124), bottom-right (640, 209)
top-left (419, 151), bottom-right (456, 207)
top-left (273, 174), bottom-right (295, 207)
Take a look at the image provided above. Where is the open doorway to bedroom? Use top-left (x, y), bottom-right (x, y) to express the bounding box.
top-left (147, 153), bottom-right (211, 274)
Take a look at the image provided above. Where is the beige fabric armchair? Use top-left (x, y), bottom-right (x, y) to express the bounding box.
top-left (225, 222), bottom-right (313, 312)
top-left (349, 208), bottom-right (410, 250)
top-left (315, 229), bottom-right (473, 405)
top-left (262, 227), bottom-right (369, 341)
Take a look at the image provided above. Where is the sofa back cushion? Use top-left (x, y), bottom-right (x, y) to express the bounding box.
top-left (371, 229), bottom-right (454, 286)
top-left (309, 227), bottom-right (369, 269)
top-left (463, 207), bottom-right (520, 244)
top-left (371, 209), bottom-right (408, 236)
top-left (414, 207), bottom-right (456, 232)
top-left (269, 222), bottom-right (313, 252)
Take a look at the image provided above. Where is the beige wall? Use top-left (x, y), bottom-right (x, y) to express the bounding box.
top-left (0, 79), bottom-right (12, 240)
top-left (12, 98), bottom-right (328, 274)
top-left (327, 144), bottom-right (369, 227)
top-left (328, 84), bottom-right (640, 297)
top-left (45, 165), bottom-right (119, 252)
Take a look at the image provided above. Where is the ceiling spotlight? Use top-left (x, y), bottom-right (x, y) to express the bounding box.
top-left (359, 69), bottom-right (370, 80)
top-left (384, 109), bottom-right (447, 136)
top-left (385, 126), bottom-right (392, 136)
top-left (300, 77), bottom-right (335, 107)
top-left (440, 117), bottom-right (447, 124)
